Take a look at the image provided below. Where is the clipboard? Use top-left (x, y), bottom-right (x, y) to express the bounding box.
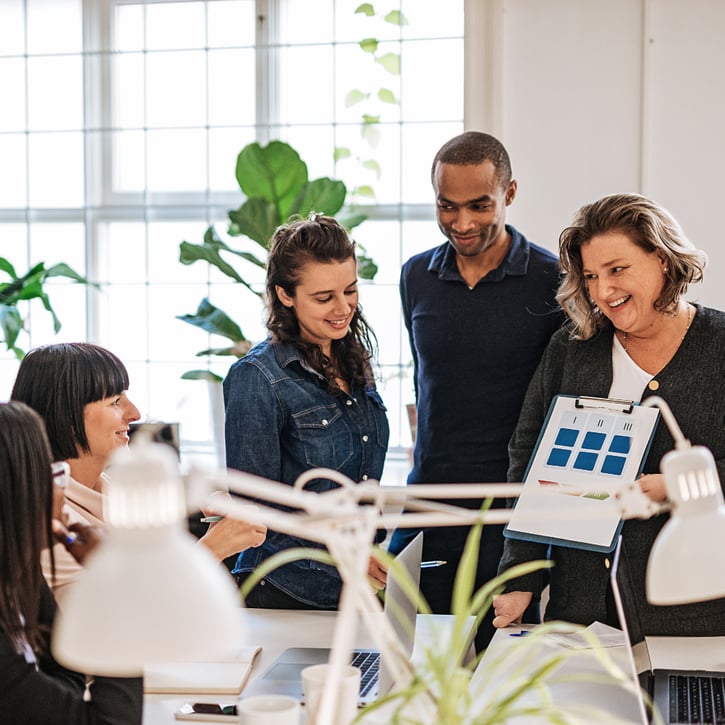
top-left (503, 394), bottom-right (660, 553)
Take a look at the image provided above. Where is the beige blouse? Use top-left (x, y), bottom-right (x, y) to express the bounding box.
top-left (41, 473), bottom-right (107, 608)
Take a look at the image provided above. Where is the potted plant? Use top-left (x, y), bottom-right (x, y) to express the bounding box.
top-left (0, 257), bottom-right (94, 359)
top-left (176, 139), bottom-right (377, 383)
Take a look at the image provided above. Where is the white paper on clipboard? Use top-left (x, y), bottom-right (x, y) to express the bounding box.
top-left (504, 395), bottom-right (660, 553)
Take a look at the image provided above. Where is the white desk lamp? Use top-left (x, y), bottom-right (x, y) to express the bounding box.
top-left (51, 395), bottom-right (725, 722)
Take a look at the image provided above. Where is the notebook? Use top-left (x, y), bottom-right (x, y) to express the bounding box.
top-left (144, 645), bottom-right (262, 694)
top-left (242, 531), bottom-right (423, 705)
top-left (611, 537), bottom-right (725, 724)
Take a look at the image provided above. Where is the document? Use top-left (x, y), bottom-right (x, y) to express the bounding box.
top-left (144, 645), bottom-right (262, 694)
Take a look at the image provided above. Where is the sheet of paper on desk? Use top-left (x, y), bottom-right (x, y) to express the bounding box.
top-left (546, 622), bottom-right (625, 650)
top-left (144, 645), bottom-right (262, 694)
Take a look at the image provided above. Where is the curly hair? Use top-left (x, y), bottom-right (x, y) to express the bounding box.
top-left (431, 131), bottom-right (513, 188)
top-left (558, 193), bottom-right (707, 339)
top-left (265, 214), bottom-right (378, 391)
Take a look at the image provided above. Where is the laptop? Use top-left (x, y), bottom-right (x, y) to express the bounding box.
top-left (242, 531), bottom-right (423, 705)
top-left (611, 536), bottom-right (725, 724)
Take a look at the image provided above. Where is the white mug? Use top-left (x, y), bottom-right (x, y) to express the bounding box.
top-left (237, 694), bottom-right (300, 725)
top-left (301, 663), bottom-right (360, 725)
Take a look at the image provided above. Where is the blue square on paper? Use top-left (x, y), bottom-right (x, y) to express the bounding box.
top-left (609, 435), bottom-right (631, 454)
top-left (554, 428), bottom-right (579, 447)
top-left (601, 455), bottom-right (626, 476)
top-left (581, 431), bottom-right (606, 450)
top-left (573, 451), bottom-right (598, 471)
top-left (547, 448), bottom-right (571, 467)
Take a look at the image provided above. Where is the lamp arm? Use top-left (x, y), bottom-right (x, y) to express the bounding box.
top-left (641, 395), bottom-right (689, 449)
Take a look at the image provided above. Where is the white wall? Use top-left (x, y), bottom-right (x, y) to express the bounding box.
top-left (466, 0), bottom-right (725, 310)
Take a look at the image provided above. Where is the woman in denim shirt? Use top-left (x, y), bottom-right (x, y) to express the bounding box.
top-left (223, 214), bottom-right (390, 609)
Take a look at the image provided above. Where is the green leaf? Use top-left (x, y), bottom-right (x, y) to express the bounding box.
top-left (353, 184), bottom-right (376, 198)
top-left (0, 304), bottom-right (23, 351)
top-left (376, 52), bottom-right (401, 75)
top-left (181, 370), bottom-right (224, 383)
top-left (228, 198), bottom-right (280, 250)
top-left (359, 37), bottom-right (378, 53)
top-left (180, 234), bottom-right (244, 283)
top-left (357, 254), bottom-right (378, 280)
top-left (290, 178), bottom-right (347, 219)
top-left (354, 3), bottom-right (374, 16)
top-left (176, 298), bottom-right (246, 342)
top-left (362, 114), bottom-right (380, 125)
top-left (339, 211), bottom-right (368, 231)
top-left (44, 262), bottom-right (97, 287)
top-left (384, 10), bottom-right (408, 26)
top-left (362, 159), bottom-right (382, 178)
top-left (377, 87), bottom-right (397, 104)
top-left (345, 89), bottom-right (369, 108)
top-left (235, 141), bottom-right (308, 220)
top-left (333, 146), bottom-right (352, 162)
top-left (0, 257), bottom-right (18, 279)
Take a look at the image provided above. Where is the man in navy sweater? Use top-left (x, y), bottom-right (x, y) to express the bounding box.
top-left (388, 131), bottom-right (564, 650)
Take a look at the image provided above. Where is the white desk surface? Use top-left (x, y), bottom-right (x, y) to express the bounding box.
top-left (144, 611), bottom-right (725, 725)
top-left (143, 608), bottom-right (467, 724)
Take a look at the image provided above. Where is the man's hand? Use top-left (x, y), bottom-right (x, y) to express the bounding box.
top-left (492, 590), bottom-right (533, 628)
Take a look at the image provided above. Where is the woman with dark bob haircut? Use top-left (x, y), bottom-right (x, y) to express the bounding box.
top-left (12, 342), bottom-right (266, 606)
top-left (224, 213), bottom-right (390, 609)
top-left (493, 193), bottom-right (725, 636)
top-left (0, 401), bottom-right (142, 724)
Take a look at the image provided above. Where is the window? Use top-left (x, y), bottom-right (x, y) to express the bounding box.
top-left (0, 0), bottom-right (464, 469)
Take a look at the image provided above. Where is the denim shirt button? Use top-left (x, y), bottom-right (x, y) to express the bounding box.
top-left (362, 435), bottom-right (369, 442)
top-left (321, 419), bottom-right (329, 427)
top-left (362, 474), bottom-right (369, 480)
top-left (346, 399), bottom-right (353, 406)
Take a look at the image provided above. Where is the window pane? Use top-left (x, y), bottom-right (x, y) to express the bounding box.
top-left (0, 135), bottom-right (27, 208)
top-left (113, 130), bottom-right (146, 192)
top-left (208, 128), bottom-right (256, 191)
top-left (28, 133), bottom-right (84, 207)
top-left (208, 48), bottom-right (256, 126)
top-left (146, 50), bottom-right (207, 128)
top-left (0, 0), bottom-right (24, 57)
top-left (146, 1), bottom-right (206, 50)
top-left (401, 0), bottom-right (463, 39)
top-left (27, 55), bottom-right (84, 131)
top-left (114, 3), bottom-right (145, 51)
top-left (208, 0), bottom-right (256, 47)
top-left (278, 46), bottom-right (335, 124)
top-left (113, 53), bottom-right (146, 128)
top-left (27, 0), bottom-right (82, 54)
top-left (0, 58), bottom-right (26, 131)
top-left (279, 0), bottom-right (334, 44)
top-left (146, 129), bottom-right (208, 191)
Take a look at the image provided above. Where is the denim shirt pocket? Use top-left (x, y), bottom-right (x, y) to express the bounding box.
top-left (366, 388), bottom-right (390, 451)
top-left (291, 403), bottom-right (354, 477)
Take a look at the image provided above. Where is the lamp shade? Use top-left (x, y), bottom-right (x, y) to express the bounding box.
top-left (52, 441), bottom-right (243, 676)
top-left (646, 444), bottom-right (725, 604)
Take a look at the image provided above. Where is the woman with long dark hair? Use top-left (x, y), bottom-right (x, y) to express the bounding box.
top-left (0, 401), bottom-right (142, 724)
top-left (224, 214), bottom-right (390, 608)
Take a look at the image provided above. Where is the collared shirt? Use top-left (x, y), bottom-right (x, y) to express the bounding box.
top-left (401, 225), bottom-right (564, 490)
top-left (223, 338), bottom-right (389, 607)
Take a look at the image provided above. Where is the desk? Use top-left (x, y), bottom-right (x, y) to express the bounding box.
top-left (143, 609), bottom-right (471, 724)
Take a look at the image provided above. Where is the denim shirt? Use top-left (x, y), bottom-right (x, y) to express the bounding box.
top-left (223, 338), bottom-right (389, 607)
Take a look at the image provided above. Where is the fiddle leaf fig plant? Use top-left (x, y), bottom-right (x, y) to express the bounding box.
top-left (0, 257), bottom-right (95, 359)
top-left (177, 140), bottom-right (376, 382)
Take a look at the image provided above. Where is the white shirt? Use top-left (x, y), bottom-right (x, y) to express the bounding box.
top-left (608, 334), bottom-right (652, 402)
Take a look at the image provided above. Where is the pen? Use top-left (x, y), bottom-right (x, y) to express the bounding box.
top-left (200, 515), bottom-right (223, 523)
top-left (420, 560), bottom-right (447, 569)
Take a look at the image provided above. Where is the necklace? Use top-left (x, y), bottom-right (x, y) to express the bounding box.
top-left (621, 303), bottom-right (693, 353)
